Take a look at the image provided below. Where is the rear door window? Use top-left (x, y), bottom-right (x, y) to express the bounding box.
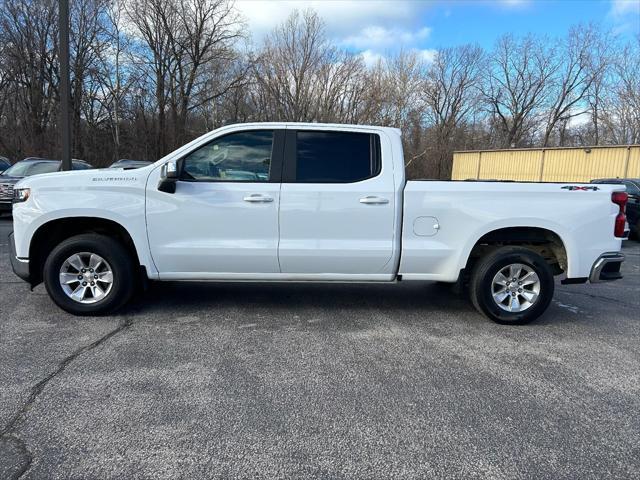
top-left (292, 131), bottom-right (380, 183)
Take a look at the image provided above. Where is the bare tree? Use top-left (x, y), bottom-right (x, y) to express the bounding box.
top-left (0, 4), bottom-right (633, 174)
top-left (125, 0), bottom-right (179, 156)
top-left (68, 0), bottom-right (111, 157)
top-left (252, 9), bottom-right (327, 121)
top-left (600, 39), bottom-right (640, 144)
top-left (0, 0), bottom-right (59, 157)
top-left (483, 35), bottom-right (557, 147)
top-left (584, 28), bottom-right (615, 145)
top-left (363, 51), bottom-right (425, 130)
top-left (125, 0), bottom-right (244, 154)
top-left (252, 9), bottom-right (366, 124)
top-left (315, 53), bottom-right (368, 123)
top-left (93, 0), bottom-right (135, 159)
top-left (166, 0), bottom-right (245, 144)
top-left (542, 25), bottom-right (607, 146)
top-left (422, 45), bottom-right (484, 177)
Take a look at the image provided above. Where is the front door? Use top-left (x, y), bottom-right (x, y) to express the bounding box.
top-left (146, 129), bottom-right (283, 278)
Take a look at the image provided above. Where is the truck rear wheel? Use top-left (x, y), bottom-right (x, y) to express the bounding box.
top-left (469, 246), bottom-right (554, 325)
top-left (43, 234), bottom-right (135, 315)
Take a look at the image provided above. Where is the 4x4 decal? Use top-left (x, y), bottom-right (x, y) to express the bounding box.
top-left (561, 185), bottom-right (599, 191)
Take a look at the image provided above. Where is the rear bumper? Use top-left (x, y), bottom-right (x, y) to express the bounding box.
top-left (589, 252), bottom-right (624, 283)
top-left (9, 232), bottom-right (30, 283)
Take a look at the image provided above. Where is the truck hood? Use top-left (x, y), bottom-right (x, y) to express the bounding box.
top-left (0, 175), bottom-right (24, 186)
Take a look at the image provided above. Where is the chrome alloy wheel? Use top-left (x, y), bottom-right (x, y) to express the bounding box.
top-left (491, 263), bottom-right (540, 313)
top-left (59, 252), bottom-right (114, 304)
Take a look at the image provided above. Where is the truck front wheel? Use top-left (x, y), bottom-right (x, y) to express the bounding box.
top-left (469, 247), bottom-right (554, 325)
top-left (43, 234), bottom-right (135, 315)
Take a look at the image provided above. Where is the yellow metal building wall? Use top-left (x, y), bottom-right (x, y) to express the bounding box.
top-left (452, 146), bottom-right (640, 182)
top-left (543, 147), bottom-right (625, 182)
top-left (627, 147), bottom-right (640, 178)
top-left (478, 150), bottom-right (543, 181)
top-left (450, 152), bottom-right (480, 180)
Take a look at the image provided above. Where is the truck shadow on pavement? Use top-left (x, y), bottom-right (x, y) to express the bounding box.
top-left (122, 280), bottom-right (574, 329)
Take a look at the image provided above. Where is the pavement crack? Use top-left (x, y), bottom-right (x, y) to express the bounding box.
top-left (0, 316), bottom-right (134, 480)
top-left (0, 435), bottom-right (32, 480)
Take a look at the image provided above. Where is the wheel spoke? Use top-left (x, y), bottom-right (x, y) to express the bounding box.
top-left (509, 264), bottom-right (522, 280)
top-left (89, 254), bottom-right (103, 270)
top-left (67, 254), bottom-right (85, 272)
top-left (494, 272), bottom-right (509, 285)
top-left (70, 284), bottom-right (88, 301)
top-left (521, 290), bottom-right (537, 303)
top-left (97, 271), bottom-right (113, 283)
top-left (510, 295), bottom-right (521, 311)
top-left (90, 284), bottom-right (105, 299)
top-left (521, 271), bottom-right (539, 286)
top-left (493, 291), bottom-right (509, 303)
top-left (59, 272), bottom-right (79, 285)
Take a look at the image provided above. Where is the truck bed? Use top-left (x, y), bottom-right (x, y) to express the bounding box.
top-left (399, 180), bottom-right (625, 282)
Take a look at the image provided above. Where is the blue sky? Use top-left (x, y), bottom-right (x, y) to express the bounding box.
top-left (236, 0), bottom-right (640, 63)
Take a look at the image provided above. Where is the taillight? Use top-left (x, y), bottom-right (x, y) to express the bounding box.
top-left (611, 192), bottom-right (628, 238)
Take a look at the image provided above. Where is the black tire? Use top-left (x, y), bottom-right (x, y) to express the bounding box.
top-left (469, 246), bottom-right (554, 325)
top-left (43, 234), bottom-right (135, 315)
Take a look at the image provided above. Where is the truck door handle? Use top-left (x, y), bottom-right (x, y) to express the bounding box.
top-left (243, 194), bottom-right (274, 203)
top-left (359, 196), bottom-right (389, 205)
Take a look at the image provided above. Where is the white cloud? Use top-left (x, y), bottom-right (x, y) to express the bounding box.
top-left (360, 48), bottom-right (437, 68)
top-left (608, 0), bottom-right (640, 35)
top-left (343, 26), bottom-right (431, 50)
top-left (610, 0), bottom-right (640, 17)
top-left (497, 0), bottom-right (530, 6)
top-left (235, 1), bottom-right (435, 69)
top-left (235, 0), bottom-right (430, 43)
top-left (360, 49), bottom-right (384, 68)
top-left (418, 49), bottom-right (438, 63)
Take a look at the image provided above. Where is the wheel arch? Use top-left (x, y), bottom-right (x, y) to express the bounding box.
top-left (462, 226), bottom-right (570, 277)
top-left (28, 216), bottom-right (144, 287)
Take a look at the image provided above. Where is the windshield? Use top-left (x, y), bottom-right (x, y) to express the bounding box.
top-left (1, 161), bottom-right (59, 177)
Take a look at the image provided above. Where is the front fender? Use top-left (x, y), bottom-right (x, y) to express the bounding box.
top-left (13, 196), bottom-right (157, 279)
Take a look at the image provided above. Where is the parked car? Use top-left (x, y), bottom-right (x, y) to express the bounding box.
top-left (591, 178), bottom-right (640, 239)
top-left (0, 158), bottom-right (93, 213)
top-left (109, 159), bottom-right (153, 169)
top-left (0, 156), bottom-right (11, 174)
top-left (9, 123), bottom-right (627, 324)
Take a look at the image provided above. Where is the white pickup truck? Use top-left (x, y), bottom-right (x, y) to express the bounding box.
top-left (9, 123), bottom-right (628, 324)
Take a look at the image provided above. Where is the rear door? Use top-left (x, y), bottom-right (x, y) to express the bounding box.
top-left (278, 128), bottom-right (396, 277)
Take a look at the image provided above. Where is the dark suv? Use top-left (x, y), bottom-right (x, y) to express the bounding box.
top-left (0, 158), bottom-right (93, 213)
top-left (591, 178), bottom-right (640, 239)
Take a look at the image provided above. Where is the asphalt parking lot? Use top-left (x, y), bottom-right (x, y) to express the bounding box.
top-left (1, 217), bottom-right (639, 479)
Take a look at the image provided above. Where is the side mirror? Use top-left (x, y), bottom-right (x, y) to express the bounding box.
top-left (162, 161), bottom-right (178, 179)
top-left (158, 160), bottom-right (178, 193)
